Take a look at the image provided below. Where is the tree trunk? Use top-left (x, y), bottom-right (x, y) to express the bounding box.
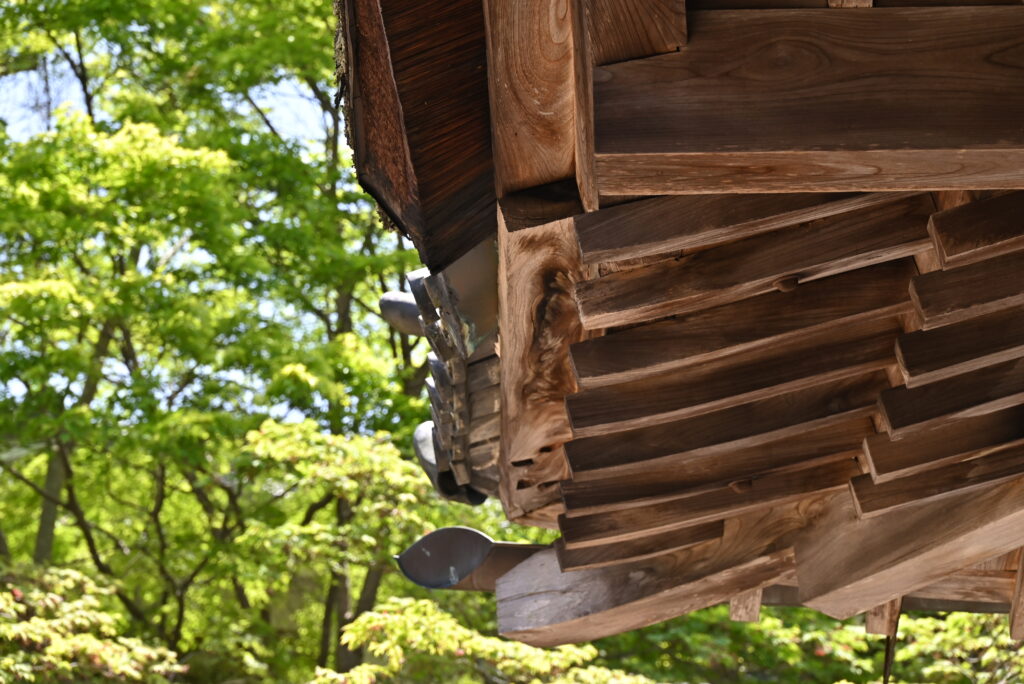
top-left (33, 452), bottom-right (65, 564)
top-left (0, 523), bottom-right (10, 560)
top-left (317, 582), bottom-right (338, 668)
top-left (332, 571), bottom-right (355, 672)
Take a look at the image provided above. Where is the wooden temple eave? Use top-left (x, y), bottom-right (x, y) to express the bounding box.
top-left (361, 0), bottom-right (1024, 649)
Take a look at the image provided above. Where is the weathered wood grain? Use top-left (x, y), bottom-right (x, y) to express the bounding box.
top-left (574, 194), bottom-right (932, 329)
top-left (1012, 563), bottom-right (1024, 638)
top-left (897, 307), bottom-right (1024, 387)
top-left (851, 439), bottom-right (1024, 518)
top-left (911, 250), bottom-right (1024, 329)
top-left (554, 520), bottom-right (724, 571)
top-left (879, 358), bottom-right (1024, 437)
top-left (593, 8), bottom-right (1024, 195)
top-left (572, 260), bottom-right (915, 388)
top-left (928, 191), bottom-right (1024, 267)
top-left (585, 0), bottom-right (687, 65)
top-left (568, 317), bottom-right (898, 438)
top-left (863, 407), bottom-right (1024, 483)
top-left (730, 588), bottom-right (764, 623)
top-left (865, 598), bottom-right (901, 637)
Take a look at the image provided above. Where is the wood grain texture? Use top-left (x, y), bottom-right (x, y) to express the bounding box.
top-left (568, 317), bottom-right (899, 438)
top-left (851, 439), bottom-right (1024, 518)
top-left (574, 193), bottom-right (933, 329)
top-left (863, 407), bottom-right (1024, 483)
top-left (879, 358), bottom-right (1024, 437)
top-left (730, 588), bottom-right (764, 622)
top-left (865, 598), bottom-right (901, 637)
top-left (563, 417), bottom-right (876, 514)
top-left (1012, 563), bottom-right (1024, 639)
top-left (586, 0), bottom-right (687, 65)
top-left (593, 8), bottom-right (1024, 194)
top-left (575, 191), bottom-right (873, 264)
top-left (498, 499), bottom-right (826, 646)
top-left (571, 0), bottom-right (598, 212)
top-left (497, 213), bottom-right (592, 518)
top-left (572, 260), bottom-right (916, 389)
top-left (554, 520), bottom-right (724, 571)
top-left (559, 458), bottom-right (860, 548)
top-left (911, 249), bottom-right (1024, 329)
top-left (484, 0), bottom-right (576, 194)
top-left (927, 191), bottom-right (1024, 267)
top-left (796, 479), bottom-right (1024, 619)
top-left (897, 306), bottom-right (1024, 387)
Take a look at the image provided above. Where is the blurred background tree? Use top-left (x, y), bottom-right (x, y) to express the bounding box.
top-left (0, 1), bottom-right (1022, 683)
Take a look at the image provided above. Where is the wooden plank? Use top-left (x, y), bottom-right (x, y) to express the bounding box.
top-left (879, 358), bottom-right (1024, 438)
top-left (864, 598), bottom-right (901, 637)
top-left (572, 260), bottom-right (915, 388)
top-left (554, 520), bottom-right (724, 571)
top-left (567, 373), bottom-right (886, 479)
top-left (563, 416), bottom-right (874, 514)
top-left (467, 355), bottom-right (500, 393)
top-left (484, 0), bottom-right (575, 195)
top-left (851, 439), bottom-right (1024, 518)
top-left (571, 0), bottom-right (598, 212)
top-left (911, 570), bottom-right (1015, 606)
top-left (592, 8), bottom-right (1024, 195)
top-left (568, 317), bottom-right (898, 438)
top-left (574, 193), bottom-right (932, 330)
top-left (498, 212), bottom-right (593, 518)
top-left (795, 478), bottom-right (1024, 619)
top-left (498, 499), bottom-right (826, 646)
top-left (575, 192), bottom-right (906, 265)
top-left (559, 458), bottom-right (860, 549)
top-left (1012, 562), bottom-right (1024, 639)
top-left (911, 250), bottom-right (1024, 329)
top-left (730, 588), bottom-right (764, 623)
top-left (586, 0), bottom-right (687, 66)
top-left (897, 306), bottom-right (1024, 387)
top-left (928, 191), bottom-right (1024, 267)
top-left (863, 407), bottom-right (1024, 483)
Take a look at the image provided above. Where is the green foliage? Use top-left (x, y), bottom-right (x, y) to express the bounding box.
top-left (0, 566), bottom-right (183, 683)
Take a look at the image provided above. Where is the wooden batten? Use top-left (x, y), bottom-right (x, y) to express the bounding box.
top-left (928, 191), bottom-right (1024, 268)
top-left (555, 520), bottom-right (724, 571)
top-left (730, 588), bottom-right (764, 623)
top-left (573, 193), bottom-right (933, 330)
top-left (910, 250), bottom-right (1024, 329)
top-left (591, 8), bottom-right (1024, 196)
top-left (864, 598), bottom-right (901, 637)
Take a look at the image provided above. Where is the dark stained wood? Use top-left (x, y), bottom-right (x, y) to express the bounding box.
top-left (851, 439), bottom-right (1024, 518)
top-left (928, 191), bottom-right (1024, 267)
top-left (863, 407), bottom-right (1024, 483)
top-left (796, 479), bottom-right (1024, 619)
top-left (568, 317), bottom-right (899, 438)
top-left (592, 8), bottom-right (1024, 195)
top-left (879, 358), bottom-right (1024, 437)
top-left (498, 499), bottom-right (826, 646)
top-left (574, 194), bottom-right (933, 329)
top-left (575, 192), bottom-right (900, 264)
top-left (554, 520), bottom-right (724, 571)
top-left (559, 458), bottom-right (860, 549)
top-left (897, 306), bottom-right (1024, 387)
top-left (586, 0), bottom-right (687, 66)
top-left (911, 250), bottom-right (1024, 329)
top-left (572, 260), bottom-right (916, 388)
top-left (563, 417), bottom-right (874, 514)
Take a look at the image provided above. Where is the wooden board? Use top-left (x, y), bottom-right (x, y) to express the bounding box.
top-left (911, 250), bottom-right (1024, 329)
top-left (730, 588), bottom-right (764, 623)
top-left (879, 358), bottom-right (1024, 437)
top-left (863, 407), bottom-right (1024, 483)
top-left (572, 260), bottom-right (915, 388)
top-left (865, 598), bottom-right (901, 637)
top-left (897, 306), bottom-right (1024, 387)
top-left (585, 0), bottom-right (687, 66)
top-left (574, 193), bottom-right (932, 329)
top-left (928, 191), bottom-right (1024, 267)
top-left (851, 439), bottom-right (1024, 518)
top-left (554, 520), bottom-right (724, 571)
top-left (796, 479), bottom-right (1024, 619)
top-left (592, 8), bottom-right (1024, 195)
top-left (568, 317), bottom-right (898, 438)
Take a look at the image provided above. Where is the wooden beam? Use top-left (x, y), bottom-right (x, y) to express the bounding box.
top-left (911, 250), bottom-right (1024, 329)
top-left (566, 373), bottom-right (885, 479)
top-left (1012, 561), bottom-right (1024, 639)
top-left (498, 499), bottom-right (826, 646)
top-left (574, 193), bottom-right (932, 330)
top-left (863, 407), bottom-right (1024, 483)
top-left (568, 317), bottom-right (898, 438)
top-left (560, 458), bottom-right (860, 549)
top-left (497, 212), bottom-right (592, 518)
top-left (730, 588), bottom-right (764, 623)
top-left (592, 8), bottom-right (1024, 195)
top-left (864, 598), bottom-right (901, 637)
top-left (897, 306), bottom-right (1024, 387)
top-left (585, 0), bottom-right (687, 66)
top-left (851, 439), bottom-right (1024, 518)
top-left (554, 520), bottom-right (724, 571)
top-left (572, 260), bottom-right (915, 389)
top-left (928, 191), bottom-right (1024, 268)
top-left (879, 358), bottom-right (1024, 438)
top-left (795, 479), bottom-right (1024, 619)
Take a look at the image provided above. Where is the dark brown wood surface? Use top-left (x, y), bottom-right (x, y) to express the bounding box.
top-left (911, 250), bottom-right (1024, 329)
top-left (592, 8), bottom-right (1024, 194)
top-left (554, 520), bottom-right (724, 571)
top-left (574, 194), bottom-right (932, 329)
top-left (585, 0), bottom-right (687, 65)
top-left (928, 191), bottom-right (1024, 267)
